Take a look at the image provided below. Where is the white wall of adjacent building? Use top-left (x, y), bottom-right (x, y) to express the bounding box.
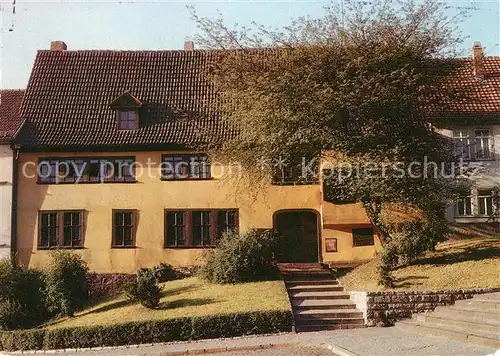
top-left (438, 125), bottom-right (500, 223)
top-left (0, 144), bottom-right (12, 259)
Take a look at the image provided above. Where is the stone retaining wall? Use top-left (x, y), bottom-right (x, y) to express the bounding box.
top-left (349, 287), bottom-right (500, 326)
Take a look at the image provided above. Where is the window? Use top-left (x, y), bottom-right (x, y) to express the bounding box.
top-left (161, 154), bottom-right (211, 180)
top-left (272, 155), bottom-right (319, 185)
top-left (165, 209), bottom-right (238, 248)
top-left (117, 110), bottom-right (139, 130)
top-left (478, 189), bottom-right (493, 216)
top-left (456, 192), bottom-right (473, 216)
top-left (39, 211), bottom-right (84, 249)
top-left (112, 210), bottom-right (136, 247)
top-left (452, 130), bottom-right (471, 159)
top-left (474, 130), bottom-right (492, 159)
top-left (165, 211), bottom-right (187, 247)
top-left (38, 157), bottom-right (136, 184)
top-left (352, 228), bottom-right (375, 247)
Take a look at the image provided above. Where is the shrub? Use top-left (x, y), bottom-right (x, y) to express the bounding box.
top-left (0, 259), bottom-right (47, 330)
top-left (144, 263), bottom-right (178, 283)
top-left (124, 269), bottom-right (162, 309)
top-left (0, 310), bottom-right (292, 351)
top-left (44, 251), bottom-right (89, 317)
top-left (199, 229), bottom-right (279, 284)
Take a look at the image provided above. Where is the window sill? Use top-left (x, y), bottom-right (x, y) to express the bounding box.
top-left (160, 178), bottom-right (214, 181)
top-left (111, 245), bottom-right (137, 249)
top-left (272, 181), bottom-right (319, 186)
top-left (352, 244), bottom-right (375, 248)
top-left (164, 246), bottom-right (216, 249)
top-left (37, 180), bottom-right (138, 185)
top-left (37, 246), bottom-right (84, 250)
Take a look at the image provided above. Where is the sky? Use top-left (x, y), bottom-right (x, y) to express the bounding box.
top-left (0, 0), bottom-right (499, 89)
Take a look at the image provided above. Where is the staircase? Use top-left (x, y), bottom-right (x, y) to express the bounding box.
top-left (397, 292), bottom-right (500, 348)
top-left (279, 263), bottom-right (365, 332)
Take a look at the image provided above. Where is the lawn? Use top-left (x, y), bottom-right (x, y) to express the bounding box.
top-left (340, 237), bottom-right (500, 291)
top-left (47, 277), bottom-right (290, 329)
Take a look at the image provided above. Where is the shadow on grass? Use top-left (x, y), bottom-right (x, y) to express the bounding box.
top-left (158, 298), bottom-right (217, 310)
top-left (162, 284), bottom-right (199, 297)
top-left (392, 275), bottom-right (429, 288)
top-left (414, 243), bottom-right (500, 267)
top-left (77, 299), bottom-right (134, 317)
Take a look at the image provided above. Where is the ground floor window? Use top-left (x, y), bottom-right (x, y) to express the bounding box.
top-left (352, 227), bottom-right (374, 247)
top-left (39, 210), bottom-right (83, 249)
top-left (456, 191), bottom-right (473, 216)
top-left (112, 210), bottom-right (136, 248)
top-left (477, 190), bottom-right (493, 216)
top-left (164, 209), bottom-right (238, 248)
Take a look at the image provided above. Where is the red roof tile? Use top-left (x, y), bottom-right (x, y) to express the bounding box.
top-left (0, 89), bottom-right (25, 145)
top-left (14, 50), bottom-right (500, 149)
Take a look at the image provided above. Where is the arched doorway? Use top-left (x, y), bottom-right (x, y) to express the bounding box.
top-left (274, 210), bottom-right (320, 263)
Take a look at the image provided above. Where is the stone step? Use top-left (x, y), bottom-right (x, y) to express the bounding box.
top-left (287, 284), bottom-right (342, 292)
top-left (397, 320), bottom-right (500, 348)
top-left (285, 279), bottom-right (340, 286)
top-left (295, 324), bottom-right (365, 332)
top-left (414, 314), bottom-right (500, 334)
top-left (290, 291), bottom-right (350, 300)
top-left (295, 317), bottom-right (365, 325)
top-left (294, 309), bottom-right (363, 319)
top-left (474, 292), bottom-right (500, 301)
top-left (454, 299), bottom-right (500, 311)
top-left (435, 306), bottom-right (500, 322)
top-left (292, 299), bottom-right (355, 309)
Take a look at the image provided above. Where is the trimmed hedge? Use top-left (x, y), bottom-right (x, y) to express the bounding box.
top-left (0, 310), bottom-right (292, 351)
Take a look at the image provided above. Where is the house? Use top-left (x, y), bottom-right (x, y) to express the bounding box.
top-left (0, 89), bottom-right (25, 260)
top-left (435, 42), bottom-right (500, 223)
top-left (11, 40), bottom-right (498, 273)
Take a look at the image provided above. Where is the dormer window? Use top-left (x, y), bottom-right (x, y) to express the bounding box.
top-left (118, 110), bottom-right (139, 130)
top-left (110, 91), bottom-right (142, 131)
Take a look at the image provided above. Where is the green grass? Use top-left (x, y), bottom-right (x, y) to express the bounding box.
top-left (46, 277), bottom-right (290, 329)
top-left (340, 237), bottom-right (500, 291)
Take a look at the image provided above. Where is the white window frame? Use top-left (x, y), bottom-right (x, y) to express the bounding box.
top-left (477, 189), bottom-right (494, 216)
top-left (452, 130), bottom-right (471, 160)
top-left (455, 192), bottom-right (473, 217)
top-left (451, 128), bottom-right (493, 161)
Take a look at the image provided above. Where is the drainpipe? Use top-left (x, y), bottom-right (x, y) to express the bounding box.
top-left (10, 145), bottom-right (19, 265)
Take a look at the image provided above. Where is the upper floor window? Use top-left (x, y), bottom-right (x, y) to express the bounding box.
top-left (161, 154), bottom-right (211, 180)
top-left (38, 157), bottom-right (136, 184)
top-left (39, 210), bottom-right (84, 249)
top-left (474, 129), bottom-right (492, 159)
top-left (110, 91), bottom-right (142, 131)
top-left (452, 130), bottom-right (471, 159)
top-left (452, 128), bottom-right (492, 161)
top-left (117, 111), bottom-right (139, 130)
top-left (272, 155), bottom-right (319, 186)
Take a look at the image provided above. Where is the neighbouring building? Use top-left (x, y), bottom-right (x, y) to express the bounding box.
top-left (0, 89), bottom-right (25, 260)
top-left (11, 40), bottom-right (499, 273)
top-left (436, 42), bottom-right (500, 224)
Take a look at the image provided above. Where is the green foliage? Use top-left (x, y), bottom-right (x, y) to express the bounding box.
top-left (0, 311), bottom-right (292, 351)
top-left (44, 251), bottom-right (89, 317)
top-left (147, 263), bottom-right (178, 283)
top-left (199, 229), bottom-right (279, 284)
top-left (0, 259), bottom-right (47, 330)
top-left (191, 0), bottom-right (467, 287)
top-left (124, 269), bottom-right (162, 309)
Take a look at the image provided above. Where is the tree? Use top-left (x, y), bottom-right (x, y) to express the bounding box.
top-left (189, 0), bottom-right (468, 286)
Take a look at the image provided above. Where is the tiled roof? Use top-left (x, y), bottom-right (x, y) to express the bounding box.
top-left (0, 89), bottom-right (25, 145)
top-left (15, 49), bottom-right (500, 149)
top-left (17, 50), bottom-right (232, 149)
top-left (437, 57), bottom-right (500, 119)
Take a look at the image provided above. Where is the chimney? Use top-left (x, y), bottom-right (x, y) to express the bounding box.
top-left (472, 41), bottom-right (485, 80)
top-left (184, 41), bottom-right (194, 51)
top-left (50, 41), bottom-right (67, 51)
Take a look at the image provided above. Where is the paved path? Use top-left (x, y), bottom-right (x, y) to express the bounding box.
top-left (2, 327), bottom-right (497, 356)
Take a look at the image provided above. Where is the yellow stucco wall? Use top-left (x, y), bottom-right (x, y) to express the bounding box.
top-left (17, 151), bottom-right (323, 273)
top-left (321, 202), bottom-right (383, 263)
